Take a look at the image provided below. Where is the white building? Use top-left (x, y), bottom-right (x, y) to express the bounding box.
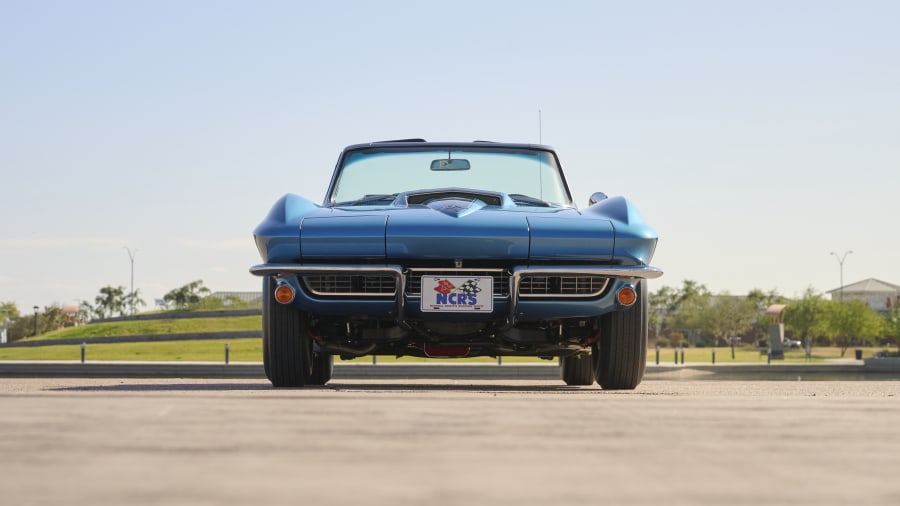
top-left (827, 278), bottom-right (900, 313)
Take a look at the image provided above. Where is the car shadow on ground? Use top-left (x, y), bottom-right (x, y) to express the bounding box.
top-left (50, 382), bottom-right (273, 392)
top-left (47, 381), bottom-right (638, 394)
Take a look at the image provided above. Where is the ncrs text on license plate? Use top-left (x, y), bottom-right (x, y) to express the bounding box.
top-left (420, 276), bottom-right (493, 312)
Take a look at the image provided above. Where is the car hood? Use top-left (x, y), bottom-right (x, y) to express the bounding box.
top-left (299, 197), bottom-right (615, 261)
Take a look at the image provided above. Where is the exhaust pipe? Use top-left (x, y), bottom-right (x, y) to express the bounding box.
top-left (318, 342), bottom-right (377, 358)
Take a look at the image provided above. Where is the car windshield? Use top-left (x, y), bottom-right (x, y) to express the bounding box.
top-left (329, 147), bottom-right (571, 206)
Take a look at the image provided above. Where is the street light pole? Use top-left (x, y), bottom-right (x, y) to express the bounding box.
top-left (124, 247), bottom-right (138, 315)
top-left (830, 250), bottom-right (853, 301)
top-left (33, 305), bottom-right (39, 337)
top-left (0, 309), bottom-right (8, 344)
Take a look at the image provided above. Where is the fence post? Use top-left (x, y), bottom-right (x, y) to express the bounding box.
top-left (680, 346), bottom-right (685, 365)
top-left (712, 348), bottom-right (716, 364)
top-left (80, 342), bottom-right (86, 363)
top-left (655, 344), bottom-right (660, 365)
top-left (225, 343), bottom-right (230, 365)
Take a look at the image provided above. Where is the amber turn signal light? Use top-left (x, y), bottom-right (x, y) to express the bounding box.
top-left (274, 284), bottom-right (295, 304)
top-left (617, 286), bottom-right (637, 307)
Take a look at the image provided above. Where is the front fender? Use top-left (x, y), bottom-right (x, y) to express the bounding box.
top-left (253, 194), bottom-right (320, 263)
top-left (585, 196), bottom-right (659, 265)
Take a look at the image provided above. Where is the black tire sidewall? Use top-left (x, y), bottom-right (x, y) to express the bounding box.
top-left (561, 352), bottom-right (594, 386)
top-left (262, 276), bottom-right (311, 387)
top-left (593, 280), bottom-right (648, 390)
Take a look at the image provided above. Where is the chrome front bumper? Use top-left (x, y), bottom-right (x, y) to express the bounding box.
top-left (249, 263), bottom-right (663, 323)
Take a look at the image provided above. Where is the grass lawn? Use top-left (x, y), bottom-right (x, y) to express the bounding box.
top-left (0, 339), bottom-right (263, 362)
top-left (3, 314), bottom-right (885, 363)
top-left (19, 316), bottom-right (262, 342)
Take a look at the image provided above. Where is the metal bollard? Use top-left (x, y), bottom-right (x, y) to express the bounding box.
top-left (712, 348), bottom-right (716, 364)
top-left (373, 355), bottom-right (377, 365)
top-left (655, 344), bottom-right (660, 365)
top-left (225, 343), bottom-right (230, 365)
top-left (680, 346), bottom-right (685, 365)
top-left (81, 342), bottom-right (85, 363)
top-left (498, 356), bottom-right (502, 366)
top-left (675, 349), bottom-right (678, 365)
top-left (767, 349), bottom-right (771, 364)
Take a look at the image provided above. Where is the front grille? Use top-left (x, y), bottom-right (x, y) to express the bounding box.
top-left (302, 275), bottom-right (396, 297)
top-left (518, 275), bottom-right (609, 298)
top-left (406, 269), bottom-right (510, 298)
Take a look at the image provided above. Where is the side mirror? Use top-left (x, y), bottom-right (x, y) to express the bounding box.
top-left (588, 192), bottom-right (608, 206)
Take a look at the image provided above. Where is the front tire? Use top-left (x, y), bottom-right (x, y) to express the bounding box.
top-left (592, 280), bottom-right (648, 390)
top-left (262, 277), bottom-right (312, 387)
top-left (560, 352), bottom-right (595, 386)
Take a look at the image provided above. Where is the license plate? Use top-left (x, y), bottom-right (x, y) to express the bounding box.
top-left (420, 276), bottom-right (493, 312)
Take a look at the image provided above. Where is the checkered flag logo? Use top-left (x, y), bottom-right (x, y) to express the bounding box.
top-left (458, 279), bottom-right (482, 294)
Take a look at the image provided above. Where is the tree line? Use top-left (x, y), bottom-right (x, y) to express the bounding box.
top-left (0, 280), bottom-right (254, 342)
top-left (5, 279), bottom-right (899, 355)
top-left (652, 281), bottom-right (900, 357)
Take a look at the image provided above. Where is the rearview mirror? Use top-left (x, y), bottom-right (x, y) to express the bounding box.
top-left (430, 159), bottom-right (471, 171)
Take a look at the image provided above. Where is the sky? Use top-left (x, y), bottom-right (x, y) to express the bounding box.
top-left (1, 0), bottom-right (899, 313)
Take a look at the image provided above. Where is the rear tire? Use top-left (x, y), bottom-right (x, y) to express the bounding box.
top-left (592, 280), bottom-right (648, 390)
top-left (307, 352), bottom-right (334, 385)
top-left (262, 277), bottom-right (311, 387)
top-left (560, 352), bottom-right (595, 386)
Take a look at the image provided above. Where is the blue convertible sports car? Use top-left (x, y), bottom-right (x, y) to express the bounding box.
top-left (251, 140), bottom-right (662, 388)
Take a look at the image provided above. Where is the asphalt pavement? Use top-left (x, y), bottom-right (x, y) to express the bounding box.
top-left (0, 378), bottom-right (898, 505)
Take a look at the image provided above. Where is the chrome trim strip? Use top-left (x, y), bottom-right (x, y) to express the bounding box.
top-left (302, 275), bottom-right (397, 297)
top-left (251, 264), bottom-right (404, 277)
top-left (406, 268), bottom-right (507, 273)
top-left (508, 265), bottom-right (663, 324)
top-left (512, 265), bottom-right (663, 280)
top-left (251, 263), bottom-right (406, 319)
top-left (304, 289), bottom-right (397, 297)
top-left (518, 276), bottom-right (610, 299)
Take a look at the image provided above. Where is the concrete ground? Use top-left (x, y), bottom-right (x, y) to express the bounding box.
top-left (1, 378), bottom-right (898, 506)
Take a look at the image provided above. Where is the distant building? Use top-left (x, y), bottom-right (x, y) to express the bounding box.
top-left (61, 303), bottom-right (80, 327)
top-left (827, 278), bottom-right (900, 313)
